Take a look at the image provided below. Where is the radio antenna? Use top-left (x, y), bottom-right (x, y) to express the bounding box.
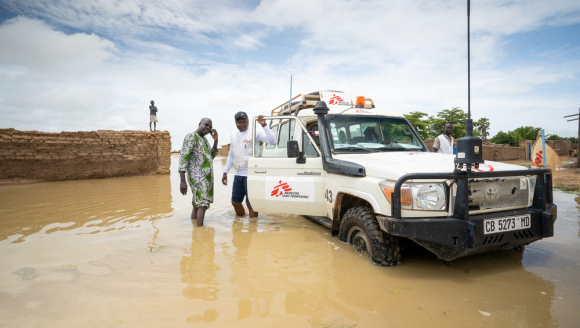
top-left (454, 0), bottom-right (483, 171)
top-left (289, 74), bottom-right (292, 113)
top-left (467, 0), bottom-right (472, 122)
top-left (342, 34), bottom-right (353, 106)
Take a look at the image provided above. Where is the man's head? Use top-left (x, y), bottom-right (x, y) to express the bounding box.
top-left (364, 127), bottom-right (377, 142)
top-left (338, 130), bottom-right (347, 144)
top-left (444, 122), bottom-right (453, 136)
top-left (235, 111), bottom-right (249, 132)
top-left (150, 100), bottom-right (154, 105)
top-left (197, 118), bottom-right (213, 136)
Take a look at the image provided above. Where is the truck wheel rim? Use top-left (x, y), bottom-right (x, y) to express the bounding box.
top-left (348, 227), bottom-right (371, 257)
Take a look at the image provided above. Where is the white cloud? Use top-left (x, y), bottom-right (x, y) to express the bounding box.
top-left (0, 0), bottom-right (579, 149)
top-left (0, 16), bottom-right (115, 80)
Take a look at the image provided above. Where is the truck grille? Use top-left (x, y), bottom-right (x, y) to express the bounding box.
top-left (482, 234), bottom-right (504, 245)
top-left (468, 177), bottom-right (529, 213)
top-left (514, 230), bottom-right (534, 239)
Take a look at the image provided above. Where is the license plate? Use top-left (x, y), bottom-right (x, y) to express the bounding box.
top-left (483, 215), bottom-right (531, 235)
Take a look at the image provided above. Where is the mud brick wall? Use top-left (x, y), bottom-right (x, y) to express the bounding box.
top-left (0, 129), bottom-right (171, 181)
top-left (482, 144), bottom-right (526, 161)
top-left (546, 140), bottom-right (571, 156)
top-left (520, 139), bottom-right (571, 158)
top-left (424, 139), bottom-right (526, 161)
top-left (217, 144), bottom-right (230, 157)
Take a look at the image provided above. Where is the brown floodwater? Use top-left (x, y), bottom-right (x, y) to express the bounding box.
top-left (1, 157), bottom-right (579, 327)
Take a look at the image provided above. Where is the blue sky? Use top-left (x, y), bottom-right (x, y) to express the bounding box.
top-left (1, 0), bottom-right (579, 150)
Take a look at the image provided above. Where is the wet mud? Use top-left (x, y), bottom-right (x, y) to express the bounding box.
top-left (0, 157), bottom-right (579, 327)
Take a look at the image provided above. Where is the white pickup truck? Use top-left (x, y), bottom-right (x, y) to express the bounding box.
top-left (247, 91), bottom-right (557, 266)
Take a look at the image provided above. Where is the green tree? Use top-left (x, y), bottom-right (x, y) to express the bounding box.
top-left (512, 126), bottom-right (541, 140)
top-left (490, 126), bottom-right (541, 147)
top-left (404, 111), bottom-right (431, 139)
top-left (567, 137), bottom-right (578, 144)
top-left (474, 117), bottom-right (490, 139)
top-left (427, 107), bottom-right (468, 139)
top-left (405, 107), bottom-right (490, 140)
top-left (491, 131), bottom-right (519, 147)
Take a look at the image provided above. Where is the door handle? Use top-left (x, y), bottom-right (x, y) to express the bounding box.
top-left (254, 169), bottom-right (266, 173)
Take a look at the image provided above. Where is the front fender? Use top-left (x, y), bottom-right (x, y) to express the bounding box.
top-left (335, 187), bottom-right (381, 213)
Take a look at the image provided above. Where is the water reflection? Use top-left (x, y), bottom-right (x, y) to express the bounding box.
top-left (0, 175), bottom-right (173, 243)
top-left (178, 214), bottom-right (561, 327)
top-left (230, 218), bottom-right (259, 320)
top-left (180, 227), bottom-right (220, 323)
top-left (181, 227), bottom-right (219, 301)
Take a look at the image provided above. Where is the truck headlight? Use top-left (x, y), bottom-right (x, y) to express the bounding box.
top-left (412, 183), bottom-right (446, 210)
top-left (380, 181), bottom-right (447, 211)
top-left (379, 181), bottom-right (412, 207)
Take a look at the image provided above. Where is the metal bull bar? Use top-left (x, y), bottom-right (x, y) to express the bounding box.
top-left (391, 169), bottom-right (553, 220)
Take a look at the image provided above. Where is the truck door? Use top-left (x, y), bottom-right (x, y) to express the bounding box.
top-left (247, 116), bottom-right (327, 216)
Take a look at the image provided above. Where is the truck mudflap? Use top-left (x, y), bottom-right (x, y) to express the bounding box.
top-left (378, 203), bottom-right (557, 261)
top-left (385, 168), bottom-right (555, 261)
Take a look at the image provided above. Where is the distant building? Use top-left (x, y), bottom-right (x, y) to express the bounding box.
top-left (217, 144), bottom-right (230, 157)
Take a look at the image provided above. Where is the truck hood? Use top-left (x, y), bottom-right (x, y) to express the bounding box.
top-left (334, 152), bottom-right (529, 181)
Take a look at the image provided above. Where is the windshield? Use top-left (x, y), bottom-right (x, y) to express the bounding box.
top-left (327, 116), bottom-right (426, 152)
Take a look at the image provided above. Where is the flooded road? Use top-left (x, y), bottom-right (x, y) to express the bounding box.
top-left (1, 157), bottom-right (579, 327)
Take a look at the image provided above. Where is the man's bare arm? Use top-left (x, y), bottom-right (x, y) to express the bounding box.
top-left (179, 171), bottom-right (187, 195)
top-left (210, 129), bottom-right (218, 153)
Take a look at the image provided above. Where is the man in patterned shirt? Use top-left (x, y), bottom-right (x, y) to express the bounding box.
top-left (179, 118), bottom-right (218, 227)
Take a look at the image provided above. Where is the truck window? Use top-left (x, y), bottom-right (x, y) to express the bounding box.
top-left (266, 125), bottom-right (278, 149)
top-left (331, 125), bottom-right (348, 145)
top-left (381, 122), bottom-right (416, 144)
top-left (254, 118), bottom-right (318, 158)
top-left (304, 120), bottom-right (321, 148)
top-left (278, 120), bottom-right (295, 149)
top-left (349, 124), bottom-right (362, 138)
top-left (328, 117), bottom-right (426, 152)
top-left (303, 129), bottom-right (319, 157)
top-left (255, 118), bottom-right (293, 158)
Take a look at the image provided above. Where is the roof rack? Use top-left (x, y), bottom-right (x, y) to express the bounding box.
top-left (270, 91), bottom-right (375, 117)
top-left (270, 93), bottom-right (322, 117)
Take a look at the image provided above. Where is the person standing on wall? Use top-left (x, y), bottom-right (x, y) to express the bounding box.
top-left (149, 100), bottom-right (158, 131)
top-left (179, 118), bottom-right (218, 227)
top-left (432, 122), bottom-right (454, 154)
top-left (222, 112), bottom-right (276, 217)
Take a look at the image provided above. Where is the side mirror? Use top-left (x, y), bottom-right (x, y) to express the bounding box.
top-left (287, 140), bottom-right (300, 158)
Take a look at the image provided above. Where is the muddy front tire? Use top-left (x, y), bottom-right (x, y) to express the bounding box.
top-left (338, 206), bottom-right (401, 266)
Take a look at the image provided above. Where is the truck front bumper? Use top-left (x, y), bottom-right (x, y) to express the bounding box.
top-left (377, 203), bottom-right (557, 261)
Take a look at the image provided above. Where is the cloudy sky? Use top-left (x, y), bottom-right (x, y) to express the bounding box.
top-left (1, 0), bottom-right (579, 149)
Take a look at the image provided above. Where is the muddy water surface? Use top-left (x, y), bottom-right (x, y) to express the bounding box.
top-left (1, 157), bottom-right (579, 327)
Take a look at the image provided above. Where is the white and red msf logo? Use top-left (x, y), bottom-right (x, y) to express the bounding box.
top-left (265, 177), bottom-right (315, 202)
top-left (271, 180), bottom-right (292, 197)
top-left (328, 94), bottom-right (344, 105)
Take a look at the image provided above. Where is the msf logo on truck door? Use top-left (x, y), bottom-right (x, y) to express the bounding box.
top-left (265, 177), bottom-right (316, 203)
top-left (271, 180), bottom-right (292, 197)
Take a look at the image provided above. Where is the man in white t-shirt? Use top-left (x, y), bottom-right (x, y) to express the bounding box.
top-left (222, 112), bottom-right (277, 217)
top-left (433, 122), bottom-right (454, 154)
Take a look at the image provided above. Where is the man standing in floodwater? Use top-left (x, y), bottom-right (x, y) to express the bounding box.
top-left (433, 122), bottom-right (454, 154)
top-left (149, 100), bottom-right (158, 131)
top-left (179, 118), bottom-right (218, 227)
top-left (222, 112), bottom-right (276, 217)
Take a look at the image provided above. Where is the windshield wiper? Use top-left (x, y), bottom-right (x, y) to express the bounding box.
top-left (335, 147), bottom-right (371, 152)
top-left (374, 146), bottom-right (412, 151)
